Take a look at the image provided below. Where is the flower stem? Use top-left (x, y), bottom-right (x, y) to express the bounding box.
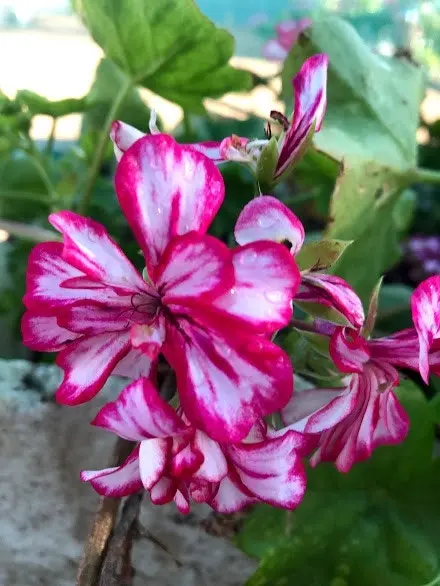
top-left (78, 78), bottom-right (132, 215)
top-left (409, 167), bottom-right (440, 185)
top-left (45, 117), bottom-right (58, 156)
top-left (76, 437), bottom-right (135, 586)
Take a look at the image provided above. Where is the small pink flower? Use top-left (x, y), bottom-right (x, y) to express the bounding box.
top-left (234, 195), bottom-right (364, 329)
top-left (219, 54), bottom-right (328, 183)
top-left (22, 134), bottom-right (300, 443)
top-left (81, 378), bottom-right (310, 513)
top-left (263, 19), bottom-right (312, 61)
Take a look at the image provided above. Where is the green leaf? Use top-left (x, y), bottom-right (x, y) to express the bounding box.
top-left (239, 381), bottom-right (440, 586)
top-left (282, 17), bottom-right (424, 169)
top-left (363, 277), bottom-right (383, 338)
top-left (296, 239), bottom-right (352, 271)
top-left (74, 0), bottom-right (252, 112)
top-left (392, 189), bottom-right (416, 235)
top-left (326, 161), bottom-right (407, 305)
top-left (16, 90), bottom-right (87, 118)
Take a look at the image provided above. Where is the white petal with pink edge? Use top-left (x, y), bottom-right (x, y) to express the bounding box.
top-left (55, 331), bottom-right (131, 405)
top-left (297, 273), bottom-right (365, 329)
top-left (114, 134), bottom-right (224, 274)
top-left (235, 196), bottom-right (305, 254)
top-left (192, 430), bottom-right (228, 483)
top-left (49, 211), bottom-right (150, 293)
top-left (281, 386), bottom-right (355, 433)
top-left (110, 121), bottom-right (145, 161)
top-left (92, 377), bottom-right (186, 440)
top-left (80, 447), bottom-right (142, 497)
top-left (411, 276), bottom-right (440, 383)
top-left (163, 320), bottom-right (293, 443)
top-left (130, 317), bottom-right (165, 359)
top-left (329, 328), bottom-right (370, 374)
top-left (209, 472), bottom-right (256, 513)
top-left (23, 242), bottom-right (124, 310)
top-left (21, 312), bottom-right (80, 351)
top-left (156, 233), bottom-right (233, 303)
top-left (276, 54), bottom-right (328, 178)
top-left (139, 438), bottom-right (170, 490)
top-left (212, 240), bottom-right (300, 334)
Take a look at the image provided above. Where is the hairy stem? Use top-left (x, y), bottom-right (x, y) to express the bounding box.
top-left (76, 438), bottom-right (135, 586)
top-left (409, 167), bottom-right (440, 185)
top-left (78, 78), bottom-right (132, 215)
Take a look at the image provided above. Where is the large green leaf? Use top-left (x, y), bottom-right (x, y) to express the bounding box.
top-left (238, 381), bottom-right (440, 586)
top-left (16, 90), bottom-right (87, 118)
top-left (326, 161), bottom-right (407, 305)
top-left (74, 0), bottom-right (251, 112)
top-left (282, 17), bottom-right (424, 169)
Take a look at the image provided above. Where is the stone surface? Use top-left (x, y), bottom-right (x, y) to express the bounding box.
top-left (0, 360), bottom-right (256, 586)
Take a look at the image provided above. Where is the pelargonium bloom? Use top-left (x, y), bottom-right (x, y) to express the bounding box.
top-left (22, 134), bottom-right (300, 442)
top-left (110, 109), bottom-right (223, 163)
top-left (263, 18), bottom-right (312, 61)
top-left (234, 195), bottom-right (364, 329)
top-left (219, 54), bottom-right (328, 183)
top-left (280, 282), bottom-right (440, 472)
top-left (81, 378), bottom-right (311, 513)
top-left (411, 275), bottom-right (440, 382)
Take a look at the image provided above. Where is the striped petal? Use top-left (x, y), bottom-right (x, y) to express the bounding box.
top-left (411, 276), bottom-right (440, 383)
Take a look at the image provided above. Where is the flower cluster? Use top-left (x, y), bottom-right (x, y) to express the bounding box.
top-left (21, 54), bottom-right (440, 514)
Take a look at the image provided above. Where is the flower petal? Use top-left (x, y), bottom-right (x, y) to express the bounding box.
top-left (276, 19), bottom-right (312, 50)
top-left (139, 437), bottom-right (170, 490)
top-left (55, 331), bottom-right (131, 405)
top-left (114, 134), bottom-right (225, 273)
top-left (275, 54), bottom-right (328, 178)
top-left (49, 211), bottom-right (150, 293)
top-left (23, 242), bottom-right (122, 311)
top-left (92, 377), bottom-right (186, 440)
top-left (156, 232), bottom-right (233, 303)
top-left (57, 301), bottom-right (141, 335)
top-left (80, 447), bottom-right (142, 497)
top-left (163, 320), bottom-right (293, 442)
top-left (112, 348), bottom-right (154, 380)
top-left (227, 432), bottom-right (307, 509)
top-left (130, 317), bottom-right (165, 359)
top-left (297, 274), bottom-right (365, 329)
top-left (150, 476), bottom-right (176, 505)
top-left (329, 328), bottom-right (370, 374)
top-left (212, 240), bottom-right (300, 333)
top-left (173, 488), bottom-right (191, 514)
top-left (21, 312), bottom-right (80, 351)
top-left (170, 443), bottom-right (203, 479)
top-left (235, 196), bottom-right (305, 254)
top-left (110, 120), bottom-right (145, 161)
top-left (209, 470), bottom-right (256, 513)
top-left (368, 328), bottom-right (420, 370)
top-left (281, 386), bottom-right (355, 433)
top-left (411, 276), bottom-right (440, 383)
top-left (192, 430), bottom-right (228, 483)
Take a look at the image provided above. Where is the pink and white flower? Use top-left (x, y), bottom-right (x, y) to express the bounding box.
top-left (280, 280), bottom-right (440, 472)
top-left (263, 19), bottom-right (312, 61)
top-left (219, 54), bottom-right (328, 183)
top-left (234, 195), bottom-right (364, 329)
top-left (110, 109), bottom-right (223, 163)
top-left (411, 276), bottom-right (440, 383)
top-left (22, 134), bottom-right (300, 443)
top-left (81, 378), bottom-right (310, 513)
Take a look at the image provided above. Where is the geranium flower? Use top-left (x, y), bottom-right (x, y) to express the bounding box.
top-left (263, 18), bottom-right (312, 61)
top-left (411, 275), bottom-right (440, 382)
top-left (234, 195), bottom-right (364, 328)
top-left (22, 134), bottom-right (300, 442)
top-left (81, 378), bottom-right (311, 513)
top-left (280, 290), bottom-right (440, 472)
top-left (219, 54), bottom-right (328, 183)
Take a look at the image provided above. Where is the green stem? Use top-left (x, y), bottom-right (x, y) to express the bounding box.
top-left (27, 152), bottom-right (58, 202)
top-left (182, 112), bottom-right (194, 139)
top-left (45, 117), bottom-right (58, 156)
top-left (409, 167), bottom-right (440, 185)
top-left (78, 78), bottom-right (132, 215)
